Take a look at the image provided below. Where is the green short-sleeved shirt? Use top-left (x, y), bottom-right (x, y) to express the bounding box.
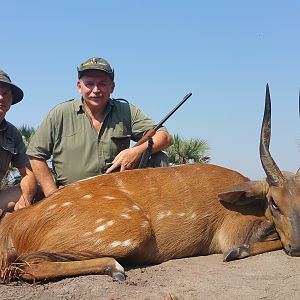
top-left (0, 119), bottom-right (30, 182)
top-left (27, 98), bottom-right (166, 186)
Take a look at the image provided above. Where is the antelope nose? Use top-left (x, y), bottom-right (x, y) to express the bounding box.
top-left (285, 244), bottom-right (300, 257)
top-left (290, 247), bottom-right (300, 257)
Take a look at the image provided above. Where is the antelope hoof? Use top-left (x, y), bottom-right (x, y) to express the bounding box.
top-left (223, 244), bottom-right (250, 262)
top-left (112, 272), bottom-right (126, 281)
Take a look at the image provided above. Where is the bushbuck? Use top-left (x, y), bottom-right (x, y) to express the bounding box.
top-left (0, 85), bottom-right (299, 283)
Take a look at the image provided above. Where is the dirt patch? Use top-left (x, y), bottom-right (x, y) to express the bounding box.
top-left (1, 250), bottom-right (300, 300)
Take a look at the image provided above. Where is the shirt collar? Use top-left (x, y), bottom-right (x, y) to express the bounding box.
top-left (75, 98), bottom-right (115, 115)
top-left (74, 98), bottom-right (84, 113)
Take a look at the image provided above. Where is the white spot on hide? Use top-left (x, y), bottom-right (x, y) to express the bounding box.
top-left (190, 212), bottom-right (197, 219)
top-left (103, 195), bottom-right (115, 200)
top-left (109, 239), bottom-right (132, 248)
top-left (47, 204), bottom-right (57, 210)
top-left (177, 212), bottom-right (186, 217)
top-left (95, 225), bottom-right (106, 232)
top-left (82, 194), bottom-right (92, 200)
top-left (157, 211), bottom-right (173, 220)
top-left (94, 238), bottom-right (102, 245)
top-left (83, 232), bottom-right (92, 237)
top-left (107, 220), bottom-right (114, 226)
top-left (141, 221), bottom-right (149, 228)
top-left (122, 239), bottom-right (131, 247)
top-left (115, 179), bottom-right (131, 196)
top-left (120, 214), bottom-right (130, 219)
top-left (110, 241), bottom-right (122, 248)
top-left (95, 220), bottom-right (114, 232)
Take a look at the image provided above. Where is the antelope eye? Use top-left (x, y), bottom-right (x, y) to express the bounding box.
top-left (269, 199), bottom-right (280, 213)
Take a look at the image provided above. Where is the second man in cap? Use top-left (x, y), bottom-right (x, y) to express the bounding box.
top-left (27, 57), bottom-right (173, 197)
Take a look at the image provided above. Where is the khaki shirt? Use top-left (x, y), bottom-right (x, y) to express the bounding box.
top-left (27, 98), bottom-right (166, 186)
top-left (0, 119), bottom-right (30, 182)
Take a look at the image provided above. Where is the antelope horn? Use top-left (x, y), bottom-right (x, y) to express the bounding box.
top-left (297, 91), bottom-right (300, 178)
top-left (259, 84), bottom-right (285, 186)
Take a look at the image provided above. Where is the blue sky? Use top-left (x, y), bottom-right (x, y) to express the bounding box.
top-left (2, 0), bottom-right (299, 179)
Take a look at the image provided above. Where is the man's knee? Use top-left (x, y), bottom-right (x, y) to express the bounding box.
top-left (0, 184), bottom-right (44, 214)
top-left (147, 151), bottom-right (169, 168)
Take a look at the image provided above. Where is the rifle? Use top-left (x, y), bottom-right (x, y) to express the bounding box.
top-left (137, 92), bottom-right (192, 168)
top-left (102, 92), bottom-right (192, 173)
top-left (134, 92), bottom-right (192, 148)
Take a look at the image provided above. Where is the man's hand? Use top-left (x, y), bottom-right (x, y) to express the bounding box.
top-left (29, 157), bottom-right (58, 198)
top-left (13, 166), bottom-right (37, 211)
top-left (105, 147), bottom-right (143, 173)
top-left (105, 131), bottom-right (173, 174)
top-left (14, 195), bottom-right (31, 211)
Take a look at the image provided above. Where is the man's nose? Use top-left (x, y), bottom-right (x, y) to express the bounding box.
top-left (92, 85), bottom-right (101, 93)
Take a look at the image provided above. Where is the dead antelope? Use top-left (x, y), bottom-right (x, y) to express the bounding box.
top-left (0, 85), bottom-right (299, 283)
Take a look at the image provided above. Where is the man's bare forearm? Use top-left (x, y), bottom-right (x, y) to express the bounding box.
top-left (19, 167), bottom-right (37, 203)
top-left (149, 130), bottom-right (173, 153)
top-left (29, 158), bottom-right (58, 197)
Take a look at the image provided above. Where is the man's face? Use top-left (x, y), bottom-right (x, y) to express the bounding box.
top-left (0, 83), bottom-right (13, 118)
top-left (77, 70), bottom-right (115, 109)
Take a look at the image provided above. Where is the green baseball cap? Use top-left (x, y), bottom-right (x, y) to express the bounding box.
top-left (77, 57), bottom-right (114, 80)
top-left (0, 70), bottom-right (24, 105)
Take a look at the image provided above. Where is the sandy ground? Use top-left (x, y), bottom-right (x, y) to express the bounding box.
top-left (0, 250), bottom-right (300, 300)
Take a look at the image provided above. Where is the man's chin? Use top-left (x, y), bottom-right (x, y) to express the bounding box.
top-left (88, 97), bottom-right (106, 104)
top-left (0, 108), bottom-right (7, 115)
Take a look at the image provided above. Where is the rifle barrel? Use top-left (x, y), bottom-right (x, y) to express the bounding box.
top-left (154, 92), bottom-right (192, 130)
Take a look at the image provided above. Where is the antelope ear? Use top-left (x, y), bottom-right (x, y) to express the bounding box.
top-left (218, 180), bottom-right (267, 205)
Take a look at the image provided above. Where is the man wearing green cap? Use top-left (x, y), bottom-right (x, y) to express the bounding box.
top-left (27, 57), bottom-right (173, 197)
top-left (0, 70), bottom-right (37, 215)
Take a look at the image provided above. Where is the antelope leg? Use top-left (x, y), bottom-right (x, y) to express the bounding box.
top-left (223, 240), bottom-right (283, 262)
top-left (19, 257), bottom-right (125, 282)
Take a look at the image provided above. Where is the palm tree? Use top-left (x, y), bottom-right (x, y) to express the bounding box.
top-left (166, 134), bottom-right (210, 165)
top-left (19, 124), bottom-right (36, 148)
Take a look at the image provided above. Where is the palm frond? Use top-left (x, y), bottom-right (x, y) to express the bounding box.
top-left (166, 134), bottom-right (210, 165)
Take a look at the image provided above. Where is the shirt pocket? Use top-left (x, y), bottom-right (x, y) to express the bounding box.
top-left (1, 136), bottom-right (17, 155)
top-left (59, 123), bottom-right (82, 137)
top-left (110, 134), bottom-right (131, 152)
